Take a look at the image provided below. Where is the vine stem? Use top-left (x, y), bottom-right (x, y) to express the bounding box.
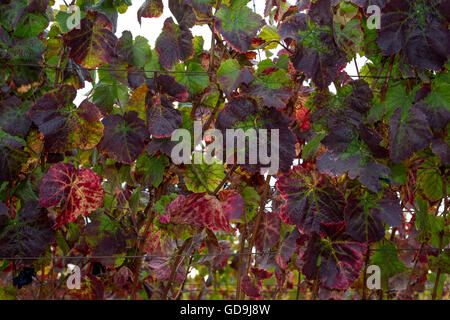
top-left (130, 190), bottom-right (159, 300)
top-left (311, 268), bottom-right (320, 300)
top-left (236, 176), bottom-right (270, 299)
top-left (370, 58), bottom-right (387, 90)
top-left (381, 56), bottom-right (395, 101)
top-left (244, 176), bottom-right (271, 275)
top-left (362, 244), bottom-right (371, 300)
top-left (432, 178), bottom-right (448, 300)
top-left (235, 226), bottom-right (246, 300)
top-left (162, 238), bottom-right (192, 300)
top-left (404, 242), bottom-right (425, 299)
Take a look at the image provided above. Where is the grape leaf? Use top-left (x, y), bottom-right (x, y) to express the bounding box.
top-left (98, 111), bottom-right (149, 164)
top-left (302, 222), bottom-right (366, 290)
top-left (216, 98), bottom-right (296, 173)
top-left (345, 191), bottom-right (402, 243)
top-left (0, 130), bottom-right (27, 182)
top-left (162, 192), bottom-right (238, 232)
top-left (168, 0), bottom-right (196, 29)
top-left (378, 0), bottom-right (449, 71)
top-left (247, 69), bottom-right (292, 109)
top-left (146, 95), bottom-right (182, 138)
top-left (137, 0), bottom-right (163, 25)
top-left (276, 166), bottom-right (345, 234)
top-left (185, 157), bottom-right (226, 193)
top-left (0, 200), bottom-right (54, 261)
top-left (39, 162), bottom-right (104, 228)
top-left (255, 211), bottom-right (281, 251)
top-left (317, 150), bottom-right (390, 193)
top-left (276, 228), bottom-right (303, 269)
top-left (217, 59), bottom-right (254, 96)
top-left (389, 104), bottom-right (433, 163)
top-left (214, 2), bottom-right (265, 53)
top-left (187, 0), bottom-right (215, 13)
top-left (279, 13), bottom-right (346, 90)
top-left (174, 62), bottom-right (210, 95)
top-left (29, 85), bottom-right (104, 153)
top-left (155, 17), bottom-right (193, 70)
top-left (0, 96), bottom-right (31, 138)
top-left (63, 10), bottom-right (118, 69)
top-left (241, 274), bottom-right (262, 298)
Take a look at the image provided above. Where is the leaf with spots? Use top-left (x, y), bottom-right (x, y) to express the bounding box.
top-left (255, 211), bottom-right (281, 251)
top-left (137, 0), bottom-right (164, 25)
top-left (39, 162), bottom-right (104, 228)
top-left (161, 192), bottom-right (237, 232)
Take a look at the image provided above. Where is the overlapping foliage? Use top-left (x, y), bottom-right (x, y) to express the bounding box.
top-left (0, 0), bottom-right (448, 300)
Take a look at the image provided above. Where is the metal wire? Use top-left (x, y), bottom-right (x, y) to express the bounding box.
top-left (1, 247), bottom-right (448, 261)
top-left (5, 63), bottom-right (420, 79)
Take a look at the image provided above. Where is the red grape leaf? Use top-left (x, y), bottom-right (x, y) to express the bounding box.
top-left (98, 111), bottom-right (149, 164)
top-left (241, 274), bottom-right (262, 298)
top-left (146, 95), bottom-right (182, 138)
top-left (155, 17), bottom-right (193, 70)
top-left (302, 222), bottom-right (366, 290)
top-left (162, 193), bottom-right (235, 232)
top-left (63, 10), bottom-right (118, 69)
top-left (39, 162), bottom-right (104, 228)
top-left (255, 211), bottom-right (281, 252)
top-left (137, 0), bottom-right (164, 25)
top-left (218, 189), bottom-right (244, 221)
top-left (276, 166), bottom-right (345, 234)
top-left (0, 200), bottom-right (55, 261)
top-left (148, 257), bottom-right (186, 282)
top-left (251, 266), bottom-right (273, 280)
top-left (214, 2), bottom-right (265, 53)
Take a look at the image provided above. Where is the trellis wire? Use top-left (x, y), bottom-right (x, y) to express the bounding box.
top-left (6, 63), bottom-right (422, 80)
top-left (1, 247), bottom-right (448, 261)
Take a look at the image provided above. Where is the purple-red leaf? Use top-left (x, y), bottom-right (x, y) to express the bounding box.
top-left (63, 11), bottom-right (118, 69)
top-left (98, 111), bottom-right (149, 164)
top-left (302, 222), bottom-right (366, 290)
top-left (39, 162), bottom-right (104, 228)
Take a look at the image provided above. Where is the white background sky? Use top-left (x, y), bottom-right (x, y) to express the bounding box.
top-left (52, 0), bottom-right (362, 104)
